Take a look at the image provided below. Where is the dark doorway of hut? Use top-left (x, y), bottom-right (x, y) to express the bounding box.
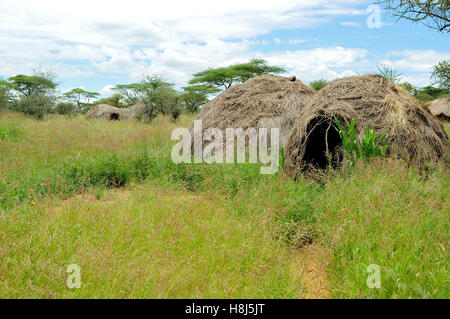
top-left (110, 113), bottom-right (120, 121)
top-left (303, 117), bottom-right (342, 169)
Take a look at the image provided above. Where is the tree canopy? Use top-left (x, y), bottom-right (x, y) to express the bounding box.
top-left (179, 85), bottom-right (220, 113)
top-left (189, 59), bottom-right (286, 90)
top-left (8, 74), bottom-right (57, 97)
top-left (63, 88), bottom-right (99, 111)
top-left (94, 94), bottom-right (125, 108)
top-left (112, 83), bottom-right (145, 106)
top-left (431, 60), bottom-right (450, 90)
top-left (138, 75), bottom-right (179, 121)
top-left (380, 0), bottom-right (449, 33)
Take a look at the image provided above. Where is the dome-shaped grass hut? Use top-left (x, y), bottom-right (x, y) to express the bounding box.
top-left (189, 74), bottom-right (316, 154)
top-left (426, 97), bottom-right (450, 121)
top-left (285, 74), bottom-right (448, 173)
top-left (85, 100), bottom-right (145, 121)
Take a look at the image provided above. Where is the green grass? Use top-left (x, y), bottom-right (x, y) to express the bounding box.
top-left (0, 112), bottom-right (449, 298)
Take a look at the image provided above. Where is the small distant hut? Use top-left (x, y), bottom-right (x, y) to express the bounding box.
top-left (85, 100), bottom-right (145, 120)
top-left (426, 97), bottom-right (450, 121)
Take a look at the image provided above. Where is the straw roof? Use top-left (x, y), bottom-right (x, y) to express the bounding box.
top-left (189, 74), bottom-right (316, 152)
top-left (285, 75), bottom-right (448, 174)
top-left (426, 97), bottom-right (450, 121)
top-left (85, 100), bottom-right (145, 120)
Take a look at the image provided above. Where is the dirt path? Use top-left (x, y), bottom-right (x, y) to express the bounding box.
top-left (294, 242), bottom-right (331, 299)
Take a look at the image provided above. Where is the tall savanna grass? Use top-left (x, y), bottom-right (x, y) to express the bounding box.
top-left (0, 112), bottom-right (448, 298)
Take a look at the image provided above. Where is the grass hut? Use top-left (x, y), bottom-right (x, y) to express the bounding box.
top-left (189, 74), bottom-right (316, 153)
top-left (85, 100), bottom-right (145, 120)
top-left (426, 97), bottom-right (450, 121)
top-left (285, 75), bottom-right (448, 173)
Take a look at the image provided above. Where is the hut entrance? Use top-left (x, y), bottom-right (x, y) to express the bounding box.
top-left (303, 117), bottom-right (342, 169)
top-left (110, 113), bottom-right (120, 121)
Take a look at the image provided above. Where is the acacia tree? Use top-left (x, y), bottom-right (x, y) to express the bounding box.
top-left (8, 74), bottom-right (57, 97)
top-left (112, 83), bottom-right (144, 106)
top-left (63, 88), bottom-right (99, 111)
top-left (431, 60), bottom-right (450, 90)
top-left (189, 59), bottom-right (286, 90)
top-left (94, 93), bottom-right (125, 108)
top-left (8, 74), bottom-right (58, 119)
top-left (380, 0), bottom-right (450, 33)
top-left (140, 75), bottom-right (179, 121)
top-left (179, 85), bottom-right (220, 113)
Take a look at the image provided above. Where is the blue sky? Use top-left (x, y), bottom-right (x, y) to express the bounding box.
top-left (0, 0), bottom-right (448, 97)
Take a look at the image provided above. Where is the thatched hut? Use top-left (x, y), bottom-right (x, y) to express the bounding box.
top-left (85, 100), bottom-right (145, 120)
top-left (189, 74), bottom-right (316, 153)
top-left (285, 75), bottom-right (448, 173)
top-left (426, 97), bottom-right (450, 121)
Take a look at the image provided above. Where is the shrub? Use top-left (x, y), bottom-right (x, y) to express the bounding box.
top-left (13, 94), bottom-right (55, 119)
top-left (309, 79), bottom-right (329, 91)
top-left (55, 102), bottom-right (76, 116)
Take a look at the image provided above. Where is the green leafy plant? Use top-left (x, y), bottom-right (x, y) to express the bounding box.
top-left (334, 116), bottom-right (389, 166)
top-left (279, 145), bottom-right (286, 170)
top-left (309, 79), bottom-right (329, 91)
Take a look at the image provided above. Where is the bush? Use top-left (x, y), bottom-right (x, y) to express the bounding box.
top-left (309, 79), bottom-right (329, 91)
top-left (414, 86), bottom-right (449, 102)
top-left (55, 102), bottom-right (76, 116)
top-left (13, 94), bottom-right (55, 119)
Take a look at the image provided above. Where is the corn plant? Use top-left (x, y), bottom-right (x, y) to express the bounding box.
top-left (279, 145), bottom-right (286, 170)
top-left (359, 127), bottom-right (389, 158)
top-left (334, 116), bottom-right (389, 166)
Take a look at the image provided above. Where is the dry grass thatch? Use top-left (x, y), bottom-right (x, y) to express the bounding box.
top-left (85, 100), bottom-right (145, 120)
top-left (285, 74), bottom-right (448, 173)
top-left (189, 74), bottom-right (316, 151)
top-left (425, 97), bottom-right (450, 121)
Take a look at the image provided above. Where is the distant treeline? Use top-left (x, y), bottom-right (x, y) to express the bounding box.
top-left (0, 59), bottom-right (448, 120)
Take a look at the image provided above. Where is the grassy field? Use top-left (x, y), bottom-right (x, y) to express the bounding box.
top-left (0, 112), bottom-right (448, 298)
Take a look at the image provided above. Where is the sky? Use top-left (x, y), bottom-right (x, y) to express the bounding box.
top-left (0, 0), bottom-right (449, 97)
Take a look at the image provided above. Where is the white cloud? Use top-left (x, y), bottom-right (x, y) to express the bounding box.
top-left (99, 85), bottom-right (115, 97)
top-left (0, 0), bottom-right (367, 85)
top-left (262, 47), bottom-right (368, 83)
top-left (381, 50), bottom-right (450, 73)
top-left (0, 0), bottom-right (446, 90)
top-left (379, 50), bottom-right (450, 86)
